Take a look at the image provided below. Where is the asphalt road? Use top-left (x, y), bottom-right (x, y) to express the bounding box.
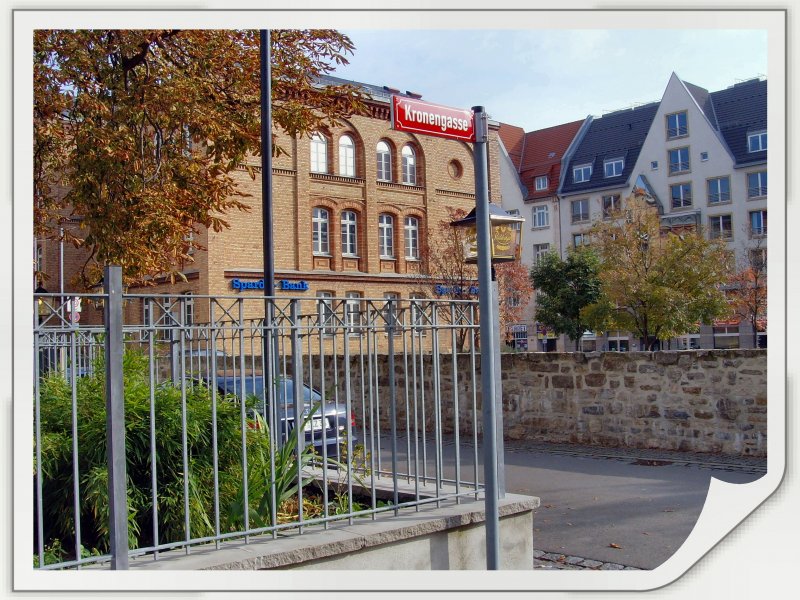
top-left (374, 434), bottom-right (765, 570)
top-left (502, 441), bottom-right (765, 569)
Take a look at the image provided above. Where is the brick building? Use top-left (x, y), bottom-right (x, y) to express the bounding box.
top-left (36, 76), bottom-right (503, 328)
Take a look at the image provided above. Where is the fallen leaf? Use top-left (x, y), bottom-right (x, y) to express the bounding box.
top-left (663, 509), bottom-right (675, 513)
top-left (609, 543), bottom-right (623, 549)
top-left (543, 504), bottom-right (553, 509)
top-left (642, 532), bottom-right (650, 536)
top-left (566, 522), bottom-right (573, 526)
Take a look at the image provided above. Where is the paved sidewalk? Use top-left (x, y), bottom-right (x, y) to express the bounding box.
top-left (533, 549), bottom-right (642, 570)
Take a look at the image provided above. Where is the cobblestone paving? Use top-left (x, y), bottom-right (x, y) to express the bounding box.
top-left (505, 439), bottom-right (767, 476)
top-left (532, 549), bottom-right (642, 570)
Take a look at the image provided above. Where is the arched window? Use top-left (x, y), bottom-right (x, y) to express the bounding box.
top-left (310, 132), bottom-right (328, 174)
top-left (312, 207), bottom-right (330, 254)
top-left (376, 140), bottom-right (392, 182)
top-left (379, 214), bottom-right (394, 258)
top-left (401, 145), bottom-right (416, 185)
top-left (404, 216), bottom-right (420, 260)
top-left (341, 210), bottom-right (358, 256)
top-left (339, 135), bottom-right (355, 177)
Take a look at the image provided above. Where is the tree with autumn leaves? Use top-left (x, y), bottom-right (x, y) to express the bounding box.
top-left (580, 194), bottom-right (732, 350)
top-left (728, 235), bottom-right (767, 348)
top-left (417, 207), bottom-right (532, 351)
top-left (34, 29), bottom-right (366, 288)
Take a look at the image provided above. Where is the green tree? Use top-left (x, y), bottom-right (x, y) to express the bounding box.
top-left (34, 29), bottom-right (366, 288)
top-left (583, 195), bottom-right (732, 350)
top-left (529, 246), bottom-right (601, 347)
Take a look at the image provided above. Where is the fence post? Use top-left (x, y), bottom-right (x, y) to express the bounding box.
top-left (104, 265), bottom-right (129, 569)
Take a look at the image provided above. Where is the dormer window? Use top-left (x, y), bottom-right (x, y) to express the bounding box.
top-left (573, 163), bottom-right (592, 183)
top-left (534, 175), bottom-right (548, 191)
top-left (666, 111), bottom-right (688, 139)
top-left (603, 158), bottom-right (624, 178)
top-left (748, 131), bottom-right (767, 153)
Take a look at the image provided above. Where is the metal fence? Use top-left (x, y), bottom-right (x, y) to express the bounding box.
top-left (32, 269), bottom-right (490, 570)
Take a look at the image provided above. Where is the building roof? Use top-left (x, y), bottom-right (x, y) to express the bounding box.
top-left (561, 102), bottom-right (659, 195)
top-left (497, 122), bottom-right (527, 171)
top-left (707, 78), bottom-right (767, 166)
top-left (316, 74), bottom-right (421, 104)
top-left (498, 120), bottom-right (585, 200)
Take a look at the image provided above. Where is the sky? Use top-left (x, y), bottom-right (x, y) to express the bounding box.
top-left (332, 29), bottom-right (768, 132)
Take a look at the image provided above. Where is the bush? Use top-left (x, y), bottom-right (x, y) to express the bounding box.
top-left (35, 349), bottom-right (320, 563)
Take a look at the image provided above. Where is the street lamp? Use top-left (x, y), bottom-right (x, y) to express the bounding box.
top-left (450, 203), bottom-right (524, 264)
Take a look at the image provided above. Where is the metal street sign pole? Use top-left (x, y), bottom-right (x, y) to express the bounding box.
top-left (473, 106), bottom-right (500, 570)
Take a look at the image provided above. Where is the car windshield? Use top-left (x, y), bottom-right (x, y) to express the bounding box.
top-left (215, 376), bottom-right (321, 404)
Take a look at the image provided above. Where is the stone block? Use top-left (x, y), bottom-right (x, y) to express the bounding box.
top-left (584, 373), bottom-right (606, 387)
top-left (552, 375), bottom-right (575, 389)
top-left (582, 405), bottom-right (604, 415)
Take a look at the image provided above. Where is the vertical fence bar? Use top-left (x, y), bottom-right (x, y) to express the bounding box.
top-left (431, 305), bottom-right (443, 504)
top-left (450, 303), bottom-right (461, 502)
top-left (342, 306), bottom-right (354, 524)
top-left (237, 299), bottom-right (249, 541)
top-left (470, 304), bottom-right (480, 500)
top-left (147, 299), bottom-right (160, 559)
top-left (290, 300), bottom-right (304, 532)
top-left (69, 326), bottom-right (82, 566)
top-left (387, 299), bottom-right (399, 514)
top-left (179, 297), bottom-right (191, 553)
top-left (34, 323), bottom-right (45, 568)
top-left (210, 301), bottom-right (221, 549)
top-left (104, 266), bottom-right (129, 570)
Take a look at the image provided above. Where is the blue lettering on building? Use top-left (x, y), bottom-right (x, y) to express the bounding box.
top-left (434, 284), bottom-right (479, 296)
top-left (231, 278), bottom-right (309, 292)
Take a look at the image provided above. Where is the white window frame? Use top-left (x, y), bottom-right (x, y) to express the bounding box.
top-left (571, 198), bottom-right (589, 223)
top-left (376, 140), bottom-right (391, 182)
top-left (603, 158), bottom-right (624, 178)
top-left (668, 147), bottom-right (690, 174)
top-left (670, 182), bottom-right (693, 209)
top-left (666, 111), bottom-right (688, 139)
top-left (312, 207), bottom-right (330, 255)
top-left (310, 132), bottom-right (328, 174)
top-left (341, 210), bottom-right (358, 256)
top-left (404, 216), bottom-right (419, 260)
top-left (748, 131), bottom-right (767, 153)
top-left (338, 134), bottom-right (355, 177)
top-left (573, 233), bottom-right (589, 247)
top-left (533, 243), bottom-right (550, 265)
top-left (602, 194), bottom-right (621, 219)
top-left (532, 204), bottom-right (549, 228)
top-left (344, 292), bottom-right (363, 335)
top-left (317, 291), bottom-right (335, 335)
top-left (707, 176), bottom-right (731, 205)
top-left (534, 175), bottom-right (548, 191)
top-left (709, 214), bottom-right (733, 240)
top-left (182, 293), bottom-right (194, 327)
top-left (379, 214), bottom-right (395, 258)
top-left (650, 160), bottom-right (659, 170)
top-left (401, 145), bottom-right (417, 185)
top-left (747, 171), bottom-right (767, 198)
top-left (573, 163), bottom-right (592, 183)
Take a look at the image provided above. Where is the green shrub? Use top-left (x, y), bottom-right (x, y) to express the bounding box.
top-left (34, 349), bottom-right (321, 563)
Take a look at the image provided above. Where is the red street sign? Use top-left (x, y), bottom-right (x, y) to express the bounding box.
top-left (391, 95), bottom-right (475, 142)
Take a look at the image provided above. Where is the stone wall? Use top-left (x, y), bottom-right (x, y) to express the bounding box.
top-left (333, 349), bottom-right (767, 458)
top-left (497, 350), bottom-right (767, 457)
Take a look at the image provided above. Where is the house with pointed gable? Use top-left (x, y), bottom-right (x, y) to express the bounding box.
top-left (630, 73), bottom-right (767, 349)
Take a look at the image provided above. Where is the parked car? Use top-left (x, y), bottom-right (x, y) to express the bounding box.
top-left (208, 374), bottom-right (357, 461)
